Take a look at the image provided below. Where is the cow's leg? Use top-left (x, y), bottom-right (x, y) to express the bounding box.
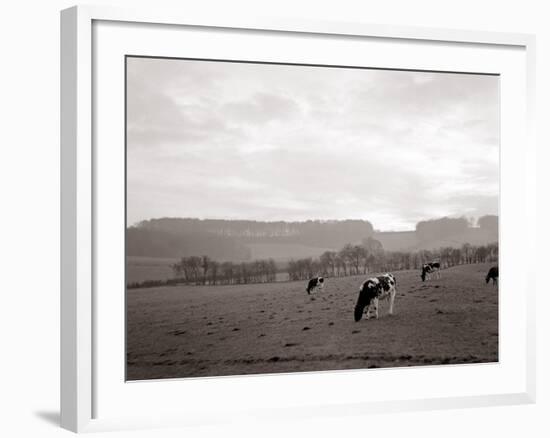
top-left (372, 298), bottom-right (379, 319)
top-left (389, 288), bottom-right (396, 315)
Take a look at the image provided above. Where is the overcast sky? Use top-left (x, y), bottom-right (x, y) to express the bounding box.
top-left (126, 57), bottom-right (499, 231)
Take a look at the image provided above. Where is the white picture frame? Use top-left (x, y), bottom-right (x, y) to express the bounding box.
top-left (60, 5), bottom-right (536, 433)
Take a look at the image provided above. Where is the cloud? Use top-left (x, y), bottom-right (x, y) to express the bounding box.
top-left (126, 58), bottom-right (499, 231)
top-left (222, 92), bottom-right (301, 124)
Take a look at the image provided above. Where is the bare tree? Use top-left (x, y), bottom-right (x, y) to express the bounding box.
top-left (209, 260), bottom-right (219, 285)
top-left (339, 244), bottom-right (353, 275)
top-left (221, 261), bottom-right (234, 284)
top-left (320, 251), bottom-right (336, 277)
top-left (200, 255), bottom-right (211, 285)
top-left (335, 254), bottom-right (345, 277)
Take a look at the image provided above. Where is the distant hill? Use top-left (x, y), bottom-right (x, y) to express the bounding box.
top-left (134, 218), bottom-right (373, 247)
top-left (127, 218), bottom-right (374, 261)
top-left (374, 228), bottom-right (498, 251)
top-left (246, 243), bottom-right (335, 261)
top-left (126, 227), bottom-right (252, 261)
top-left (373, 231), bottom-right (419, 251)
top-left (127, 215), bottom-right (497, 261)
top-left (414, 227), bottom-right (498, 250)
top-left (374, 215), bottom-right (498, 251)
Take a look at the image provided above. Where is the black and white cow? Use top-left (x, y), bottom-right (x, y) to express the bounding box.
top-left (306, 276), bottom-right (324, 295)
top-left (421, 262), bottom-right (441, 282)
top-left (486, 266), bottom-right (498, 286)
top-left (354, 273), bottom-right (396, 322)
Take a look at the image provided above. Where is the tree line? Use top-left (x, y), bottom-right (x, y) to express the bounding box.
top-left (288, 241), bottom-right (498, 281)
top-left (127, 239), bottom-right (498, 289)
top-left (170, 255), bottom-right (278, 286)
top-left (131, 218), bottom-right (374, 249)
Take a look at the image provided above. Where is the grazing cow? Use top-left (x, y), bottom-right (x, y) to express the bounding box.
top-left (421, 262), bottom-right (441, 282)
top-left (354, 273), bottom-right (396, 322)
top-left (486, 266), bottom-right (498, 286)
top-left (306, 276), bottom-right (324, 295)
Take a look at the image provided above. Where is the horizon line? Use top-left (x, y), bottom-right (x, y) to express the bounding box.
top-left (128, 214), bottom-right (499, 233)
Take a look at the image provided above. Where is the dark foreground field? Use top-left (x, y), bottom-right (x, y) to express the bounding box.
top-left (126, 263), bottom-right (498, 380)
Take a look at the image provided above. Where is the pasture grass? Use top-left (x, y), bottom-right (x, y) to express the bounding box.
top-left (126, 262), bottom-right (498, 380)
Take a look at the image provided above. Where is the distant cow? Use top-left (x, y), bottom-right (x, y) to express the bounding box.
top-left (306, 276), bottom-right (324, 295)
top-left (354, 273), bottom-right (396, 322)
top-left (421, 262), bottom-right (441, 282)
top-left (486, 266), bottom-right (498, 286)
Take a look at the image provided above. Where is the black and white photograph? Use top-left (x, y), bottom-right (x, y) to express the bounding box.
top-left (4, 0), bottom-right (548, 435)
top-left (125, 56), bottom-right (499, 381)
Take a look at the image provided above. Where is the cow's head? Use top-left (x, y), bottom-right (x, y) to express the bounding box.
top-left (354, 279), bottom-right (378, 322)
top-left (354, 303), bottom-right (365, 322)
top-left (421, 265), bottom-right (427, 282)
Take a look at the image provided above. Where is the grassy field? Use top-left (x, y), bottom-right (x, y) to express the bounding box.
top-left (126, 256), bottom-right (178, 284)
top-left (126, 262), bottom-right (498, 380)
